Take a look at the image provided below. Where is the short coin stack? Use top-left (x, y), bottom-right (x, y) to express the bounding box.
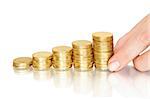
top-left (52, 46), bottom-right (72, 71)
top-left (32, 51), bottom-right (52, 70)
top-left (72, 40), bottom-right (93, 71)
top-left (92, 32), bottom-right (113, 70)
top-left (13, 57), bottom-right (32, 70)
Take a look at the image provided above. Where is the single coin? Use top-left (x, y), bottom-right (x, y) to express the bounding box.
top-left (52, 46), bottom-right (72, 53)
top-left (92, 32), bottom-right (113, 41)
top-left (32, 51), bottom-right (52, 59)
top-left (72, 40), bottom-right (92, 48)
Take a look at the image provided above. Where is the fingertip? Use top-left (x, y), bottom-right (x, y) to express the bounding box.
top-left (108, 60), bottom-right (120, 72)
top-left (108, 50), bottom-right (130, 72)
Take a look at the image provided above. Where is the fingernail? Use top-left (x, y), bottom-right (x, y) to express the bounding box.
top-left (108, 61), bottom-right (120, 72)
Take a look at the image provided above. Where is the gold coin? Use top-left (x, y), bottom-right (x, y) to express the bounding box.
top-left (93, 40), bottom-right (113, 44)
top-left (13, 57), bottom-right (32, 70)
top-left (72, 40), bottom-right (93, 71)
top-left (52, 46), bottom-right (72, 53)
top-left (93, 32), bottom-right (114, 71)
top-left (74, 62), bottom-right (93, 71)
top-left (32, 51), bottom-right (52, 70)
top-left (73, 49), bottom-right (93, 55)
top-left (73, 62), bottom-right (93, 65)
top-left (94, 61), bottom-right (108, 65)
top-left (94, 51), bottom-right (113, 55)
top-left (52, 46), bottom-right (72, 71)
top-left (93, 42), bottom-right (113, 47)
top-left (94, 57), bottom-right (112, 60)
top-left (73, 48), bottom-right (92, 52)
top-left (52, 56), bottom-right (72, 61)
top-left (73, 57), bottom-right (93, 61)
top-left (92, 32), bottom-right (113, 41)
top-left (33, 51), bottom-right (52, 59)
top-left (72, 40), bottom-right (92, 48)
top-left (73, 53), bottom-right (93, 57)
top-left (93, 49), bottom-right (113, 53)
top-left (94, 57), bottom-right (110, 61)
top-left (93, 47), bottom-right (113, 50)
top-left (53, 61), bottom-right (72, 71)
top-left (53, 63), bottom-right (72, 68)
top-left (95, 64), bottom-right (108, 68)
top-left (95, 65), bottom-right (108, 71)
top-left (94, 52), bottom-right (113, 57)
top-left (32, 60), bottom-right (52, 70)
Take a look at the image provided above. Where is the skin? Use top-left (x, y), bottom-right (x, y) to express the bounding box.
top-left (108, 14), bottom-right (150, 72)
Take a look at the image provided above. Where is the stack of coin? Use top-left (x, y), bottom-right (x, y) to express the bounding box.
top-left (72, 40), bottom-right (93, 71)
top-left (13, 57), bottom-right (32, 70)
top-left (52, 46), bottom-right (72, 71)
top-left (92, 32), bottom-right (113, 70)
top-left (32, 51), bottom-right (52, 70)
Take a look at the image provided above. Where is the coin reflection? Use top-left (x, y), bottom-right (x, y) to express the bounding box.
top-left (53, 68), bottom-right (72, 88)
top-left (73, 69), bottom-right (93, 94)
top-left (13, 67), bottom-right (32, 75)
top-left (93, 70), bottom-right (112, 97)
top-left (33, 69), bottom-right (52, 80)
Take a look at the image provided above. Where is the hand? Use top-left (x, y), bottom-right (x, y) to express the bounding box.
top-left (108, 14), bottom-right (150, 72)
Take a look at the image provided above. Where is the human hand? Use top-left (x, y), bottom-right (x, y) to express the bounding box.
top-left (108, 14), bottom-right (150, 72)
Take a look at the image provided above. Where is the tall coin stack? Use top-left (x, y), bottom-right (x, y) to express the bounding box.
top-left (72, 40), bottom-right (93, 71)
top-left (32, 51), bottom-right (52, 70)
top-left (52, 46), bottom-right (72, 71)
top-left (92, 32), bottom-right (113, 71)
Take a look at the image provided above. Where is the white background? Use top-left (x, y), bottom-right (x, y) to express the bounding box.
top-left (0, 0), bottom-right (149, 99)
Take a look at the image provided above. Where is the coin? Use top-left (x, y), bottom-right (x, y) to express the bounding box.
top-left (92, 32), bottom-right (113, 41)
top-left (72, 40), bottom-right (92, 49)
top-left (32, 51), bottom-right (52, 71)
top-left (72, 40), bottom-right (93, 71)
top-left (52, 46), bottom-right (72, 71)
top-left (93, 32), bottom-right (114, 71)
top-left (13, 57), bottom-right (32, 70)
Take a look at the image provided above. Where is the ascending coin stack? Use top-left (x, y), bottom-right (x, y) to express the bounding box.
top-left (72, 40), bottom-right (93, 71)
top-left (92, 32), bottom-right (114, 70)
top-left (13, 32), bottom-right (113, 71)
top-left (52, 46), bottom-right (72, 70)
